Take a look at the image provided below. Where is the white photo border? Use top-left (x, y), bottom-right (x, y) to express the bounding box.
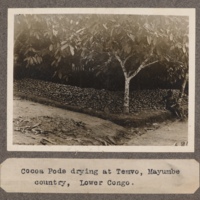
top-left (7, 8), bottom-right (196, 152)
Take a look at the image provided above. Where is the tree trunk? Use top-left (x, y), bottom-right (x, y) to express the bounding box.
top-left (123, 77), bottom-right (130, 114)
top-left (179, 73), bottom-right (188, 101)
top-left (115, 53), bottom-right (158, 114)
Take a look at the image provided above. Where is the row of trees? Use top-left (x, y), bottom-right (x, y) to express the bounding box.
top-left (14, 14), bottom-right (189, 113)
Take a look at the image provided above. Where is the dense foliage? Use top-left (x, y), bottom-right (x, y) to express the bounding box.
top-left (14, 14), bottom-right (189, 113)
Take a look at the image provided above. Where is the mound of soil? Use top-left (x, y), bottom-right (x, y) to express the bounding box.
top-left (14, 78), bottom-right (186, 114)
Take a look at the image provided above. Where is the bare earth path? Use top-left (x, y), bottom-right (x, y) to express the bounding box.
top-left (13, 97), bottom-right (188, 146)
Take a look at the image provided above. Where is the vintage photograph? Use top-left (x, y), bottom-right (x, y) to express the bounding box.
top-left (7, 8), bottom-right (195, 152)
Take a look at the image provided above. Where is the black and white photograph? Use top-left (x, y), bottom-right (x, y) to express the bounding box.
top-left (7, 8), bottom-right (195, 152)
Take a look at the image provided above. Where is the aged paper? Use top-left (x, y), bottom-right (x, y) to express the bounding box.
top-left (0, 1), bottom-right (199, 199)
top-left (0, 159), bottom-right (199, 194)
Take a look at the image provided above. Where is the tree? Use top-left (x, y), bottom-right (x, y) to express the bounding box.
top-left (14, 14), bottom-right (189, 113)
top-left (160, 17), bottom-right (189, 101)
top-left (74, 15), bottom-right (189, 113)
top-left (14, 14), bottom-right (47, 68)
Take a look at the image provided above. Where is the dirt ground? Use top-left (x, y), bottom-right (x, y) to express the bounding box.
top-left (13, 97), bottom-right (188, 146)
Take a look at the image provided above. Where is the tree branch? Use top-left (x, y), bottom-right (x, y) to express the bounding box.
top-left (129, 60), bottom-right (158, 80)
top-left (140, 56), bottom-right (151, 67)
top-left (114, 54), bottom-right (123, 66)
top-left (114, 53), bottom-right (128, 76)
top-left (129, 66), bottom-right (143, 80)
top-left (141, 60), bottom-right (159, 69)
top-left (123, 54), bottom-right (134, 66)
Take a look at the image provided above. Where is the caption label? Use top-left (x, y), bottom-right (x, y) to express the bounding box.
top-left (0, 159), bottom-right (199, 193)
